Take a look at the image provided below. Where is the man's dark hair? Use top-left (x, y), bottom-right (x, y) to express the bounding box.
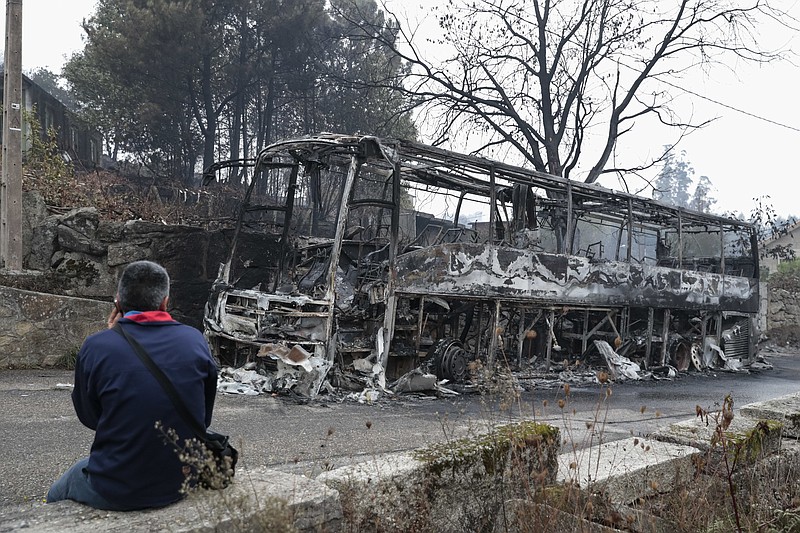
top-left (117, 261), bottom-right (170, 313)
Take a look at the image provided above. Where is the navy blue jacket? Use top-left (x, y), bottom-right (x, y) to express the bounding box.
top-left (72, 313), bottom-right (218, 509)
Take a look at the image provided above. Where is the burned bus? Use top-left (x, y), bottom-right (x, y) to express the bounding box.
top-left (202, 134), bottom-right (760, 396)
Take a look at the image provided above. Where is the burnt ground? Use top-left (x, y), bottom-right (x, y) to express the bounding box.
top-left (2, 350), bottom-right (799, 515)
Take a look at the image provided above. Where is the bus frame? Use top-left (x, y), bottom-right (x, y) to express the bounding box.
top-left (203, 134), bottom-right (760, 396)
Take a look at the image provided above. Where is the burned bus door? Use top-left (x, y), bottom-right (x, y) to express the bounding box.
top-left (326, 154), bottom-right (361, 356)
top-left (273, 164), bottom-right (300, 293)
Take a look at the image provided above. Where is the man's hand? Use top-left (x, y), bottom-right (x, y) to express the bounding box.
top-left (107, 304), bottom-right (122, 329)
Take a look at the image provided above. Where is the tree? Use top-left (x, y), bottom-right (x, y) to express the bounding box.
top-left (239, 0), bottom-right (330, 151)
top-left (652, 149), bottom-right (719, 213)
top-left (64, 0), bottom-right (332, 180)
top-left (62, 49), bottom-right (143, 161)
top-left (367, 0), bottom-right (787, 182)
top-left (316, 0), bottom-right (417, 139)
top-left (64, 0), bottom-right (212, 179)
top-left (64, 0), bottom-right (416, 182)
top-left (690, 175), bottom-right (717, 213)
top-left (652, 148), bottom-right (693, 208)
top-left (746, 196), bottom-right (796, 263)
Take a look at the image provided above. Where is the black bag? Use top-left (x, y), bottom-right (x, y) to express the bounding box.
top-left (114, 323), bottom-right (238, 489)
top-left (198, 430), bottom-right (239, 490)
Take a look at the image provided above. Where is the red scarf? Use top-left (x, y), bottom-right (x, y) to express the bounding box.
top-left (124, 311), bottom-right (174, 323)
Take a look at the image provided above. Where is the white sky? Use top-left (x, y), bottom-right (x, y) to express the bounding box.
top-left (3, 0), bottom-right (800, 219)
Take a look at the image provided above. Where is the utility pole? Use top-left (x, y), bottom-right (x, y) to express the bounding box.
top-left (1, 0), bottom-right (23, 270)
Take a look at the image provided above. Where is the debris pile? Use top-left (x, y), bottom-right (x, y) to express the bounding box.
top-left (215, 336), bottom-right (769, 399)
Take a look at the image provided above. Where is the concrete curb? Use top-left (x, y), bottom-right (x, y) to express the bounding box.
top-left (550, 391), bottom-right (800, 531)
top-left (0, 468), bottom-right (341, 533)
top-left (740, 391), bottom-right (800, 438)
top-left (315, 421), bottom-right (561, 532)
top-left (556, 437), bottom-right (700, 505)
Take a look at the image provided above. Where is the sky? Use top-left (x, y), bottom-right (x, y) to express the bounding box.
top-left (3, 0), bottom-right (800, 219)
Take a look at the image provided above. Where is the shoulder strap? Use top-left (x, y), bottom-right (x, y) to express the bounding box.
top-left (113, 322), bottom-right (207, 440)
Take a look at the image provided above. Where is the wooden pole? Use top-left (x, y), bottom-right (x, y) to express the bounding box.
top-left (1, 0), bottom-right (23, 270)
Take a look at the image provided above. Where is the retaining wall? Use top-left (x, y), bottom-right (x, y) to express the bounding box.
top-left (1, 193), bottom-right (274, 367)
top-left (0, 286), bottom-right (106, 368)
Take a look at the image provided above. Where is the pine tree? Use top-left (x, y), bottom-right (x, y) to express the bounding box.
top-left (653, 148), bottom-right (693, 209)
top-left (690, 175), bottom-right (717, 214)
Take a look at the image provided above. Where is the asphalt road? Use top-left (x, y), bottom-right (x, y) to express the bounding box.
top-left (1, 349), bottom-right (799, 516)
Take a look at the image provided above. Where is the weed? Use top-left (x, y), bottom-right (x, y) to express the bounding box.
top-left (54, 347), bottom-right (79, 370)
top-left (769, 506), bottom-right (800, 532)
top-left (19, 106), bottom-right (241, 227)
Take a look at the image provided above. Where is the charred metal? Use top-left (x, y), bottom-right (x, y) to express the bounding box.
top-left (203, 134), bottom-right (760, 397)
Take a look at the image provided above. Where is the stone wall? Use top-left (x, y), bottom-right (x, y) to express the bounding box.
top-left (766, 286), bottom-right (800, 331)
top-left (12, 191), bottom-right (238, 328)
top-left (0, 286), bottom-right (108, 367)
top-left (0, 192), bottom-right (272, 368)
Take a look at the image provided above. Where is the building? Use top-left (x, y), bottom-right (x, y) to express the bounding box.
top-left (761, 220), bottom-right (800, 276)
top-left (0, 70), bottom-right (102, 167)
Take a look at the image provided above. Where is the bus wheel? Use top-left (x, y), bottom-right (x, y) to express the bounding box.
top-left (431, 339), bottom-right (471, 383)
top-left (690, 343), bottom-right (704, 371)
top-left (671, 341), bottom-right (691, 371)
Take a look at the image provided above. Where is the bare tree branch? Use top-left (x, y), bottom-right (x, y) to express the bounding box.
top-left (363, 0), bottom-right (793, 185)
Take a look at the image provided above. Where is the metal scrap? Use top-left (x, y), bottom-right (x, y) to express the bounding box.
top-left (595, 340), bottom-right (641, 380)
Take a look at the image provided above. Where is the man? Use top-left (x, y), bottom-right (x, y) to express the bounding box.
top-left (47, 260), bottom-right (218, 511)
